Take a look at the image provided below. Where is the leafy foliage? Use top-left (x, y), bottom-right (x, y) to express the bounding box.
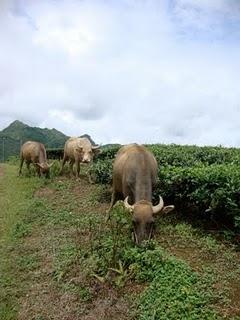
top-left (89, 159), bottom-right (113, 184)
top-left (148, 144), bottom-right (240, 167)
top-left (88, 204), bottom-right (221, 319)
top-left (96, 145), bottom-right (121, 160)
top-left (157, 164), bottom-right (240, 226)
top-left (90, 145), bottom-right (240, 229)
top-left (94, 143), bottom-right (240, 166)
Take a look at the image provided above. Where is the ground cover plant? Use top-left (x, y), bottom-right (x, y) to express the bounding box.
top-left (1, 147), bottom-right (240, 319)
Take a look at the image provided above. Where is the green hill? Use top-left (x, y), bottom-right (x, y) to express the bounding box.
top-left (0, 120), bottom-right (69, 161)
top-left (1, 120), bottom-right (68, 148)
top-left (0, 120), bottom-right (99, 162)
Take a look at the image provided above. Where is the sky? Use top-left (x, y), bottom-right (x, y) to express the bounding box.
top-left (0, 0), bottom-right (240, 146)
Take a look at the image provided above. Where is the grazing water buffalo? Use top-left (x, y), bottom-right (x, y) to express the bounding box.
top-left (60, 137), bottom-right (100, 177)
top-left (109, 144), bottom-right (174, 245)
top-left (19, 141), bottom-right (52, 178)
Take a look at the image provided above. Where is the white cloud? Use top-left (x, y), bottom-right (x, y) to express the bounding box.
top-left (0, 0), bottom-right (240, 146)
top-left (173, 0), bottom-right (240, 38)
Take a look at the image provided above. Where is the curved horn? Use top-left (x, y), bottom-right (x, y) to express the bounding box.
top-left (92, 145), bottom-right (100, 150)
top-left (152, 196), bottom-right (164, 214)
top-left (124, 196), bottom-right (134, 212)
top-left (48, 162), bottom-right (54, 168)
top-left (36, 163), bottom-right (43, 169)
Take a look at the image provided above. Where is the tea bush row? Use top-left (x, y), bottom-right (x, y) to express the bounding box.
top-left (98, 144), bottom-right (240, 167)
top-left (90, 145), bottom-right (240, 229)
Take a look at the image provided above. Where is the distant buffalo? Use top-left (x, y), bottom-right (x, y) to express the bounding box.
top-left (19, 141), bottom-right (53, 178)
top-left (109, 144), bottom-right (174, 245)
top-left (60, 137), bottom-right (100, 178)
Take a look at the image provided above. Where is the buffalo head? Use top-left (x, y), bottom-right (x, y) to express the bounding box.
top-left (124, 196), bottom-right (174, 245)
top-left (76, 145), bottom-right (100, 163)
top-left (36, 162), bottom-right (53, 178)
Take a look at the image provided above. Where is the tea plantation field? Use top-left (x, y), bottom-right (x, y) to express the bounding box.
top-left (1, 144), bottom-right (240, 319)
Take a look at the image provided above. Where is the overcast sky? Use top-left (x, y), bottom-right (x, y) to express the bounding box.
top-left (1, 0), bottom-right (240, 146)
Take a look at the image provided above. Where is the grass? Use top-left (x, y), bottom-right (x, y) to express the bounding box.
top-left (1, 163), bottom-right (240, 319)
top-left (0, 164), bottom-right (45, 319)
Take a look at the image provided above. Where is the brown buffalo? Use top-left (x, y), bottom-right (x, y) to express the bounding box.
top-left (60, 137), bottom-right (100, 177)
top-left (109, 144), bottom-right (174, 245)
top-left (19, 141), bottom-right (52, 178)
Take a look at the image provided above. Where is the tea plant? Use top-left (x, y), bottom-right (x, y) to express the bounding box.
top-left (90, 144), bottom-right (240, 231)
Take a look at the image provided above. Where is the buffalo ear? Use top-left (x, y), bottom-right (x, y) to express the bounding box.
top-left (162, 205), bottom-right (175, 214)
top-left (93, 148), bottom-right (101, 155)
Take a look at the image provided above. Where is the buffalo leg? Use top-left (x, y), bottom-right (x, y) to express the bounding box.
top-left (69, 160), bottom-right (74, 177)
top-left (73, 155), bottom-right (80, 178)
top-left (88, 168), bottom-right (94, 184)
top-left (18, 158), bottom-right (24, 176)
top-left (35, 164), bottom-right (41, 177)
top-left (76, 160), bottom-right (80, 178)
top-left (60, 156), bottom-right (67, 175)
top-left (26, 161), bottom-right (31, 172)
top-left (109, 191), bottom-right (117, 210)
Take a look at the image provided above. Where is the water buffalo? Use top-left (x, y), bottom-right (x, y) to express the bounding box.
top-left (109, 144), bottom-right (174, 245)
top-left (60, 137), bottom-right (100, 177)
top-left (19, 141), bottom-right (52, 178)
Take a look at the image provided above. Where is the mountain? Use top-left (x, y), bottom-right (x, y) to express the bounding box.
top-left (1, 120), bottom-right (68, 148)
top-left (0, 120), bottom-right (96, 161)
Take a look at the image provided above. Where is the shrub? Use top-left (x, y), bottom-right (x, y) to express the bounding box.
top-left (156, 164), bottom-right (240, 228)
top-left (89, 159), bottom-right (113, 184)
top-left (90, 145), bottom-right (240, 230)
top-left (148, 144), bottom-right (240, 167)
top-left (96, 145), bottom-right (121, 160)
top-left (93, 144), bottom-right (240, 166)
top-left (46, 148), bottom-right (64, 160)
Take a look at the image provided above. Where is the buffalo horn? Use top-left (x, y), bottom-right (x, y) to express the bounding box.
top-left (152, 196), bottom-right (164, 214)
top-left (124, 196), bottom-right (134, 212)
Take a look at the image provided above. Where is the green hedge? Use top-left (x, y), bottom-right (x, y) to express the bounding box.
top-left (148, 144), bottom-right (240, 167)
top-left (89, 159), bottom-right (113, 184)
top-left (46, 148), bottom-right (64, 160)
top-left (156, 164), bottom-right (240, 227)
top-left (48, 144), bottom-right (240, 165)
top-left (90, 145), bottom-right (240, 229)
top-left (97, 145), bottom-right (121, 160)
top-left (97, 144), bottom-right (240, 166)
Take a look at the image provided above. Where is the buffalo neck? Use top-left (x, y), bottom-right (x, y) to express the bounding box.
top-left (38, 148), bottom-right (47, 164)
top-left (134, 171), bottom-right (152, 202)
